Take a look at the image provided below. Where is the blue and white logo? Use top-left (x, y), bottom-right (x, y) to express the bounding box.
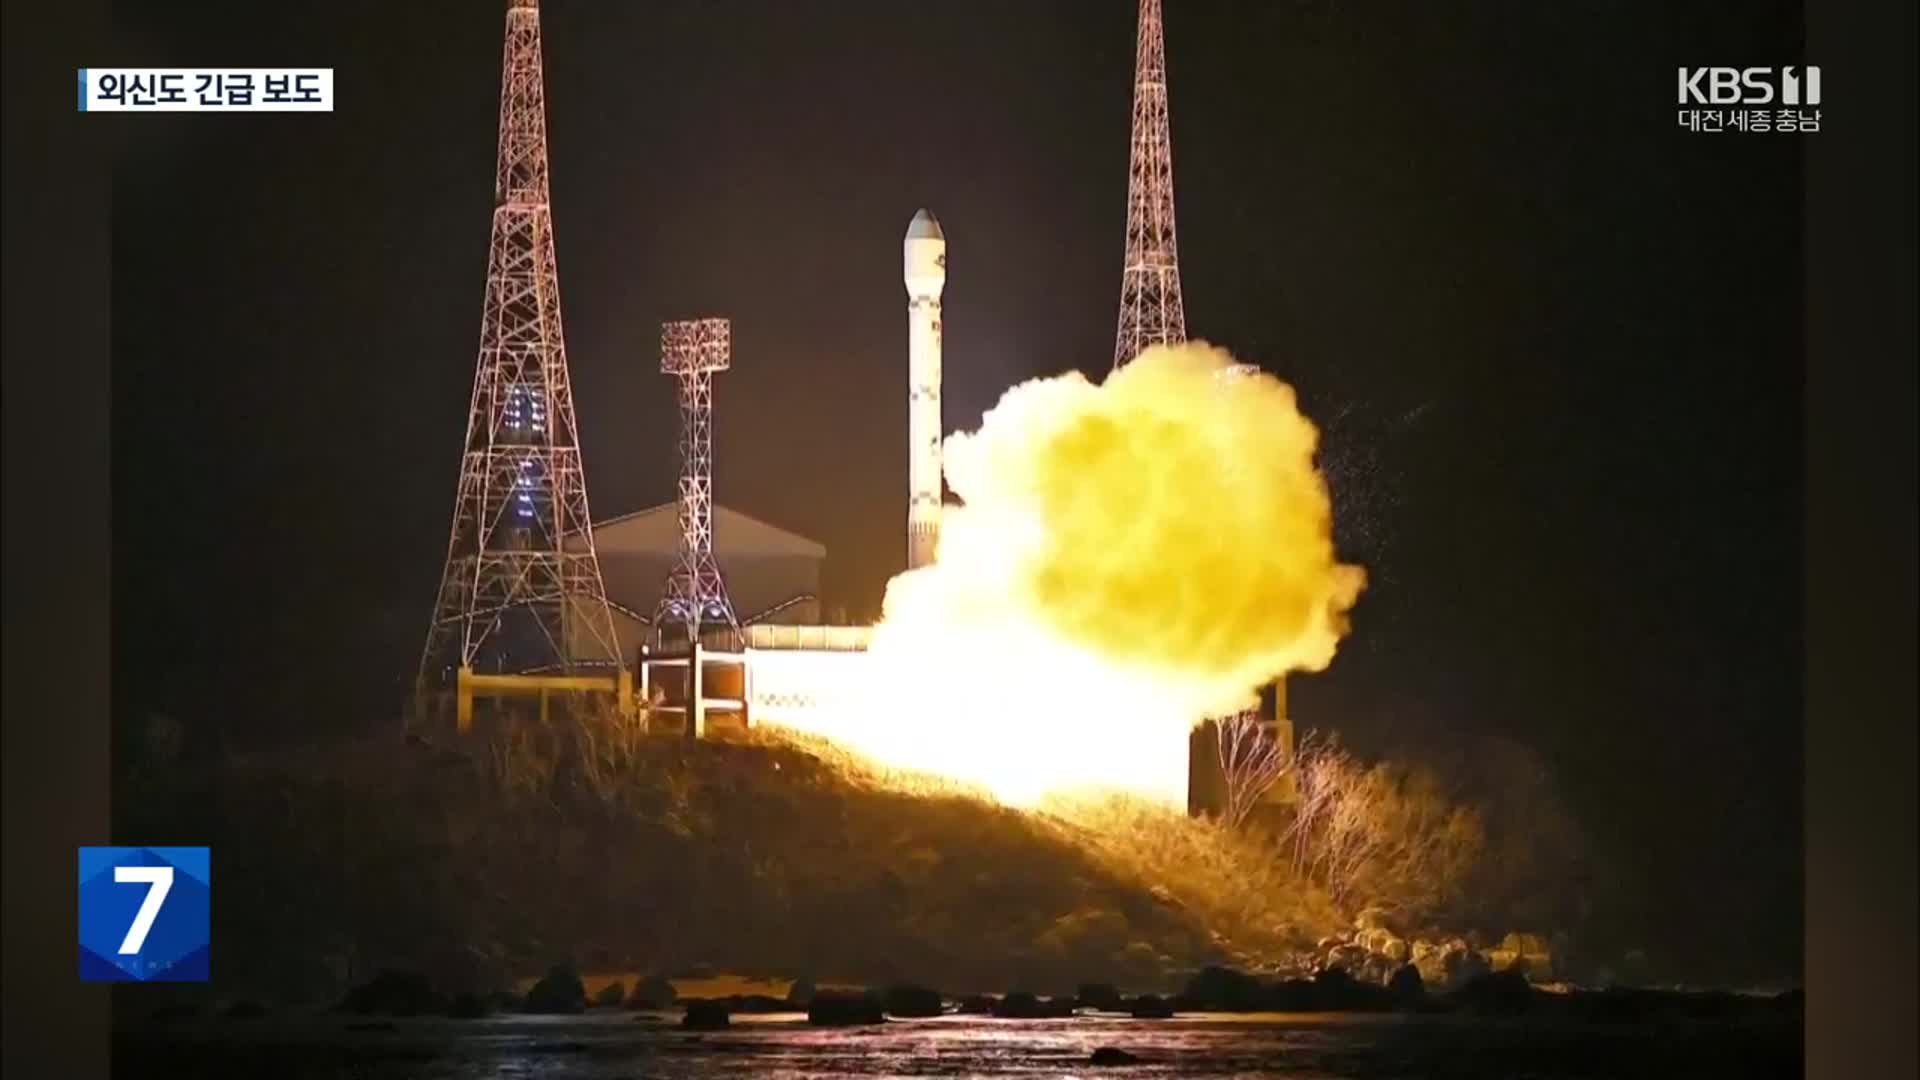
top-left (78, 847), bottom-right (210, 982)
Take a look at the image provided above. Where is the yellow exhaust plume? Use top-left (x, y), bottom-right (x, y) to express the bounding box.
top-left (786, 342), bottom-right (1366, 807)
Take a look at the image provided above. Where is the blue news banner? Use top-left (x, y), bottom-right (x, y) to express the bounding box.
top-left (78, 847), bottom-right (211, 982)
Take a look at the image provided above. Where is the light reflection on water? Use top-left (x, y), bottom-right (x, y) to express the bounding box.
top-left (116, 1010), bottom-right (1799, 1080)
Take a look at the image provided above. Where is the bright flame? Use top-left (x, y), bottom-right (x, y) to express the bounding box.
top-left (789, 342), bottom-right (1366, 807)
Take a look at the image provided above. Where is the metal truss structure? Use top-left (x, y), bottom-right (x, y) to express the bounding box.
top-left (418, 0), bottom-right (622, 687)
top-left (1113, 0), bottom-right (1189, 370)
top-left (654, 318), bottom-right (740, 645)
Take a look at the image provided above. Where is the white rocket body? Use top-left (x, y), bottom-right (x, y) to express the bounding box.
top-left (904, 208), bottom-right (946, 569)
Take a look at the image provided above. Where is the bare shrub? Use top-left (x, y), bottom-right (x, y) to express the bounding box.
top-left (1279, 732), bottom-right (1487, 924)
top-left (1214, 710), bottom-right (1290, 830)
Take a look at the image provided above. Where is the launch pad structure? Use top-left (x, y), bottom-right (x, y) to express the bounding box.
top-left (411, 0), bottom-right (1292, 815)
top-left (1113, 0), bottom-right (1187, 370)
top-left (653, 318), bottom-right (741, 646)
top-left (1107, 0), bottom-right (1295, 810)
top-left (415, 0), bottom-right (629, 734)
top-left (639, 317), bottom-right (749, 738)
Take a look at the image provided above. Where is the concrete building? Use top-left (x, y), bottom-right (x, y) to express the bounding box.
top-left (568, 502), bottom-right (826, 662)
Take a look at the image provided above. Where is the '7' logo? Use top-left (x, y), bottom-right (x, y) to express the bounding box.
top-left (114, 865), bottom-right (174, 954)
top-left (78, 847), bottom-right (210, 981)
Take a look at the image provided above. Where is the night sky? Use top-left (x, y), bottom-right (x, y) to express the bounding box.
top-left (110, 1), bottom-right (1802, 984)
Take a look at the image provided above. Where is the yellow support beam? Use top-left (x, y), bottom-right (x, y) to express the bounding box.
top-left (453, 666), bottom-right (630, 734)
top-left (462, 672), bottom-right (622, 694)
top-left (691, 643), bottom-right (705, 740)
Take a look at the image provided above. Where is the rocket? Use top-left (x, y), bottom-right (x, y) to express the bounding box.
top-left (904, 208), bottom-right (946, 569)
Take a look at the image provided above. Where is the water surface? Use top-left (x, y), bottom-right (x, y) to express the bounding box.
top-left (116, 1009), bottom-right (1802, 1079)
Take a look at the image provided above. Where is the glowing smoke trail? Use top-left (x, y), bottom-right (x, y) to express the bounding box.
top-left (794, 342), bottom-right (1366, 807)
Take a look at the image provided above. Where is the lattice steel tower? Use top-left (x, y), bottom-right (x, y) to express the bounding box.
top-left (418, 0), bottom-right (621, 687)
top-left (654, 318), bottom-right (739, 646)
top-left (1113, 0), bottom-right (1188, 369)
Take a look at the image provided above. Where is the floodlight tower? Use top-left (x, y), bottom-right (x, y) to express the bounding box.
top-left (654, 318), bottom-right (739, 645)
top-left (1113, 0), bottom-right (1188, 369)
top-left (418, 0), bottom-right (621, 688)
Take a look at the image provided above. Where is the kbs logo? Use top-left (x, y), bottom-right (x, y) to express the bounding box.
top-left (1677, 66), bottom-right (1821, 105)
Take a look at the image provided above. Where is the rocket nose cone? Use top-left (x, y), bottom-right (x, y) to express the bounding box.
top-left (905, 208), bottom-right (944, 241)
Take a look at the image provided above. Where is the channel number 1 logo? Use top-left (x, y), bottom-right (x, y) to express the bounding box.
top-left (78, 847), bottom-right (211, 981)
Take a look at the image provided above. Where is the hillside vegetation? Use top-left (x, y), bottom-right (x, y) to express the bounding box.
top-left (118, 708), bottom-right (1348, 1007)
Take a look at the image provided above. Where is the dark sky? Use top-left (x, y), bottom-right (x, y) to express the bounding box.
top-left (110, 1), bottom-right (1802, 984)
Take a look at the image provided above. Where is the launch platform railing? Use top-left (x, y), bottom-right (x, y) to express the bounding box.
top-left (742, 623), bottom-right (872, 652)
